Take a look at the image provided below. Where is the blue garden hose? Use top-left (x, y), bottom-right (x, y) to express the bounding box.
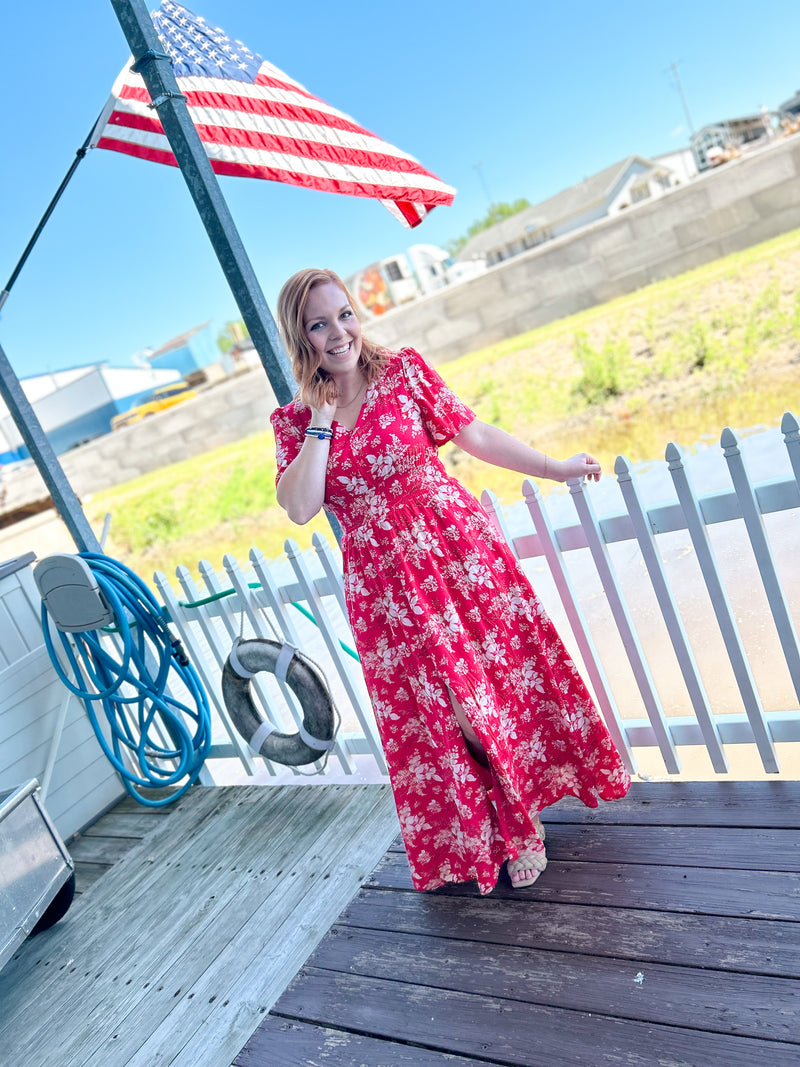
top-left (41, 553), bottom-right (211, 807)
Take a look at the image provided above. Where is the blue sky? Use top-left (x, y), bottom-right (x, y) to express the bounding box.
top-left (1, 0), bottom-right (798, 377)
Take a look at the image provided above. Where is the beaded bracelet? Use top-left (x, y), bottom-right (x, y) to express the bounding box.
top-left (305, 425), bottom-right (333, 441)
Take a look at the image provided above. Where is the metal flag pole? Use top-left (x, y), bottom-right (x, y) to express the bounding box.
top-left (0, 117), bottom-right (104, 315)
top-left (108, 0), bottom-right (297, 407)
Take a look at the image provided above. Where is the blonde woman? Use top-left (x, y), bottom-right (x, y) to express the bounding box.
top-left (271, 268), bottom-right (630, 893)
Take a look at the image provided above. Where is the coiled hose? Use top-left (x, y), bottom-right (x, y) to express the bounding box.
top-left (41, 553), bottom-right (211, 807)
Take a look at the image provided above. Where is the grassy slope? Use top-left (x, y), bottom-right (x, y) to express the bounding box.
top-left (86, 228), bottom-right (800, 577)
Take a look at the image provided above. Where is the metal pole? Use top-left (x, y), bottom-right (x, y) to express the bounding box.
top-left (108, 0), bottom-right (342, 544)
top-left (108, 0), bottom-right (297, 406)
top-left (0, 342), bottom-right (102, 552)
top-left (0, 118), bottom-right (101, 315)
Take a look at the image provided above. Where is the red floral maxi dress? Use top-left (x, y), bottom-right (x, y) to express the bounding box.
top-left (272, 348), bottom-right (630, 894)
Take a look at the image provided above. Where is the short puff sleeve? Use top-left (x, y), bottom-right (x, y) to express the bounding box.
top-left (399, 347), bottom-right (475, 445)
top-left (270, 402), bottom-right (306, 486)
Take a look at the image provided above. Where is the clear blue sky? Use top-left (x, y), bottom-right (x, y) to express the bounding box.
top-left (1, 0), bottom-right (797, 377)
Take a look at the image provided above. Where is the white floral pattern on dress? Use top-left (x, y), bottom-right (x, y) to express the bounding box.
top-left (271, 348), bottom-right (630, 894)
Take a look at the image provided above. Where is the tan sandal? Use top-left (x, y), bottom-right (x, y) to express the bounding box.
top-left (507, 848), bottom-right (547, 888)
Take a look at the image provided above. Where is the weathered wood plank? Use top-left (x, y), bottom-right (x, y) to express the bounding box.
top-left (390, 823), bottom-right (800, 871)
top-left (0, 784), bottom-right (282, 1045)
top-left (233, 1016), bottom-right (503, 1067)
top-left (307, 926), bottom-right (800, 1042)
top-left (337, 889), bottom-right (800, 977)
top-left (545, 781), bottom-right (800, 827)
top-left (92, 788), bottom-right (397, 1067)
top-left (108, 789), bottom-right (183, 814)
top-left (2, 785), bottom-right (341, 1062)
top-left (67, 833), bottom-right (144, 865)
top-left (542, 823), bottom-right (800, 870)
top-left (365, 852), bottom-right (800, 919)
top-left (272, 968), bottom-right (800, 1066)
top-left (81, 812), bottom-right (167, 839)
top-left (73, 861), bottom-right (113, 895)
top-left (0, 784), bottom-right (398, 1067)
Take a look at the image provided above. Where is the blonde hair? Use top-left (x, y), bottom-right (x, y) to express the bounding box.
top-left (277, 268), bottom-right (391, 409)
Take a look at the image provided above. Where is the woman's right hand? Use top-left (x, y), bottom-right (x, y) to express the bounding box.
top-left (309, 399), bottom-right (337, 427)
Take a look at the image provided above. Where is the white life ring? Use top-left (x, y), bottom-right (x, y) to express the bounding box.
top-left (222, 638), bottom-right (337, 766)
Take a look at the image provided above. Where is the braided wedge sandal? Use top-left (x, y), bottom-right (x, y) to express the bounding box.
top-left (508, 814), bottom-right (547, 888)
top-left (508, 848), bottom-right (547, 888)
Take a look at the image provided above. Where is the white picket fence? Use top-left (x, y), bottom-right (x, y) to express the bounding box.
top-left (154, 412), bottom-right (800, 781)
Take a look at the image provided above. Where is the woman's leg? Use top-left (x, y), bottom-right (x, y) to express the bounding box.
top-left (448, 688), bottom-right (490, 769)
top-left (447, 689), bottom-right (544, 885)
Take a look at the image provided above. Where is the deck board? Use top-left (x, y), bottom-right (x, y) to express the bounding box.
top-left (239, 781), bottom-right (800, 1067)
top-left (0, 783), bottom-right (399, 1067)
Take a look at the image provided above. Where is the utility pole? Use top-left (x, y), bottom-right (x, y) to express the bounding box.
top-left (670, 61), bottom-right (696, 136)
top-left (473, 161), bottom-right (494, 207)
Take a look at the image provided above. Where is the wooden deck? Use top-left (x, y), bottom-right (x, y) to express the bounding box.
top-left (0, 782), bottom-right (399, 1067)
top-left (236, 781), bottom-right (800, 1067)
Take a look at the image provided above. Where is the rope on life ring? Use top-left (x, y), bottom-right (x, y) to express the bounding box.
top-left (222, 637), bottom-right (338, 767)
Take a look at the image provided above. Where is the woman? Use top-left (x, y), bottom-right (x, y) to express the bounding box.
top-left (271, 268), bottom-right (630, 894)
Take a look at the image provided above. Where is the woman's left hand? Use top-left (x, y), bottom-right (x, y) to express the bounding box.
top-left (564, 453), bottom-right (602, 482)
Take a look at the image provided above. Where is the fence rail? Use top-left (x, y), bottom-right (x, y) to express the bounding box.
top-left (155, 412), bottom-right (800, 781)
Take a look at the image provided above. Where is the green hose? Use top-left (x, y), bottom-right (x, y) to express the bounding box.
top-left (176, 582), bottom-right (360, 662)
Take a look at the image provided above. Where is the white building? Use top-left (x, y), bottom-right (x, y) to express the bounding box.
top-left (0, 363), bottom-right (179, 464)
top-left (456, 154), bottom-right (684, 267)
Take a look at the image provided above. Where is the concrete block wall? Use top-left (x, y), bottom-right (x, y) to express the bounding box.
top-left (367, 135), bottom-right (800, 363)
top-left (2, 367), bottom-right (277, 514)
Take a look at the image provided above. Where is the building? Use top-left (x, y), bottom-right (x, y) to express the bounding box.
top-left (0, 322), bottom-right (221, 464)
top-left (455, 155), bottom-right (682, 267)
top-left (0, 363), bottom-right (180, 464)
top-left (778, 89), bottom-right (800, 118)
top-left (141, 322), bottom-right (220, 382)
top-left (690, 113), bottom-right (773, 171)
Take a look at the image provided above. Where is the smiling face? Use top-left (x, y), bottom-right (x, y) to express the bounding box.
top-left (302, 281), bottom-right (363, 379)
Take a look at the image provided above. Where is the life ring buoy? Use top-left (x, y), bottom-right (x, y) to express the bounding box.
top-left (222, 638), bottom-right (337, 766)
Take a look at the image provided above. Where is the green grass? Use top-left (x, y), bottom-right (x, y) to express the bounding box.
top-left (86, 227), bottom-right (800, 578)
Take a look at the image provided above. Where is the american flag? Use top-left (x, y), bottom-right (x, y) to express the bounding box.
top-left (92, 1), bottom-right (455, 227)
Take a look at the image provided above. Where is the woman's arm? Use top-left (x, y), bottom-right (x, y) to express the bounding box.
top-left (276, 403), bottom-right (336, 524)
top-left (452, 418), bottom-right (601, 482)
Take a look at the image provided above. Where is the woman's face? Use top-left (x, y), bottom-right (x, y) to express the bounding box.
top-left (302, 281), bottom-right (363, 377)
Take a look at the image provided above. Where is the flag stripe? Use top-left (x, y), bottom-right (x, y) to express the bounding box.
top-left (97, 134), bottom-right (449, 207)
top-left (94, 2), bottom-right (455, 227)
top-left (116, 81), bottom-right (420, 161)
top-left (107, 107), bottom-right (444, 180)
top-left (98, 126), bottom-right (455, 202)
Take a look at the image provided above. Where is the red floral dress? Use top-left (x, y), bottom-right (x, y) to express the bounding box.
top-left (272, 348), bottom-right (630, 893)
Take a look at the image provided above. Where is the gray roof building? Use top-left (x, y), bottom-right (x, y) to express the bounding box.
top-left (456, 154), bottom-right (677, 266)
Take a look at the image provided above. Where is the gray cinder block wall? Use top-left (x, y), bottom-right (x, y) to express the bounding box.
top-left (2, 366), bottom-right (277, 516)
top-left (367, 134), bottom-right (800, 363)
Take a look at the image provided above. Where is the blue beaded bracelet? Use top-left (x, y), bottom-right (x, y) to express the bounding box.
top-left (305, 425), bottom-right (333, 440)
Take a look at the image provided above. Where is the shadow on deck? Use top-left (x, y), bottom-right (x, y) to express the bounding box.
top-left (237, 781), bottom-right (800, 1067)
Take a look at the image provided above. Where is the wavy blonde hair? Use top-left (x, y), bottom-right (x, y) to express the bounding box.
top-left (277, 268), bottom-right (391, 409)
